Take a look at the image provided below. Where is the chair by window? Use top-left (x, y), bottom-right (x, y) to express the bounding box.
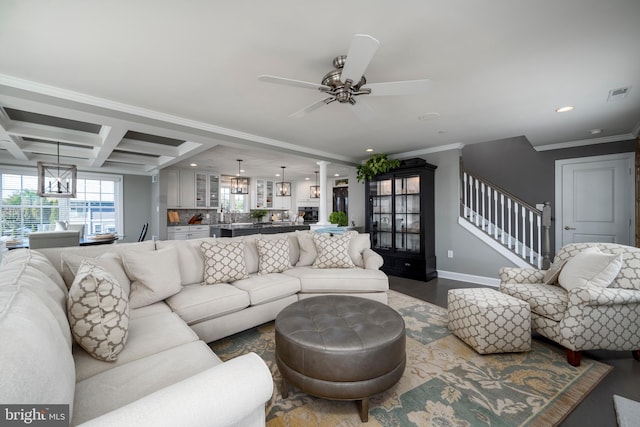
top-left (67, 224), bottom-right (85, 239)
top-left (28, 231), bottom-right (80, 249)
top-left (138, 223), bottom-right (149, 242)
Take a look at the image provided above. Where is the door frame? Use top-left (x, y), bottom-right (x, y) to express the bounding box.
top-left (554, 152), bottom-right (635, 252)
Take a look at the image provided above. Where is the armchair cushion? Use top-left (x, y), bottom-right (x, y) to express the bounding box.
top-left (498, 267), bottom-right (545, 284)
top-left (500, 282), bottom-right (568, 322)
top-left (558, 247), bottom-right (622, 291)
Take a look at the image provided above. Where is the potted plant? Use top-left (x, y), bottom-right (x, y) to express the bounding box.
top-left (329, 211), bottom-right (348, 227)
top-left (356, 153), bottom-right (401, 183)
top-left (249, 209), bottom-right (268, 223)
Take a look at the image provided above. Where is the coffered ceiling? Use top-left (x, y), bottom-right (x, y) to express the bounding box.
top-left (1, 1), bottom-right (639, 178)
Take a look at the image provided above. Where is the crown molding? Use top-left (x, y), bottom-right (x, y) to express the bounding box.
top-left (392, 143), bottom-right (465, 159)
top-left (533, 133), bottom-right (636, 152)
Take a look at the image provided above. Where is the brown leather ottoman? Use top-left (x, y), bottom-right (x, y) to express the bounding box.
top-left (275, 295), bottom-right (406, 422)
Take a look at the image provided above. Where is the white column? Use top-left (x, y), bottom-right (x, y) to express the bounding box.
top-left (316, 160), bottom-right (330, 225)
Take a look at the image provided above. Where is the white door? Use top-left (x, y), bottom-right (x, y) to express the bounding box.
top-left (555, 153), bottom-right (634, 250)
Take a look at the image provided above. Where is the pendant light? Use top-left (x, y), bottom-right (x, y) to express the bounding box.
top-left (276, 166), bottom-right (291, 197)
top-left (37, 142), bottom-right (77, 198)
top-left (230, 159), bottom-right (249, 194)
top-left (310, 171), bottom-right (320, 198)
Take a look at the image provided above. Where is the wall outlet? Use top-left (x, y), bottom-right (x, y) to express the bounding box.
top-left (447, 250), bottom-right (454, 258)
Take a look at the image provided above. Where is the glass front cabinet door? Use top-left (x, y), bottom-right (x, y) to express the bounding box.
top-left (365, 158), bottom-right (437, 281)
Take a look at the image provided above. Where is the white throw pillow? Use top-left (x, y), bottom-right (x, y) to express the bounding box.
top-left (312, 232), bottom-right (355, 269)
top-left (200, 240), bottom-right (249, 284)
top-left (61, 252), bottom-right (131, 296)
top-left (67, 259), bottom-right (129, 361)
top-left (256, 237), bottom-right (291, 274)
top-left (122, 245), bottom-right (182, 308)
top-left (558, 247), bottom-right (623, 291)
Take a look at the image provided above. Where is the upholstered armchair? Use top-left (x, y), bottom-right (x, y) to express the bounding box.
top-left (499, 242), bottom-right (640, 366)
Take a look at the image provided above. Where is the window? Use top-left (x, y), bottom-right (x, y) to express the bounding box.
top-left (220, 176), bottom-right (248, 213)
top-left (1, 167), bottom-right (122, 239)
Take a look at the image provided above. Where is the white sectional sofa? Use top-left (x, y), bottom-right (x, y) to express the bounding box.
top-left (0, 230), bottom-right (388, 426)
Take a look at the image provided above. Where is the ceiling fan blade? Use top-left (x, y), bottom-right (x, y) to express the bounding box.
top-left (289, 98), bottom-right (332, 119)
top-left (340, 34), bottom-right (380, 84)
top-left (258, 75), bottom-right (330, 91)
top-left (348, 99), bottom-right (375, 122)
top-left (366, 79), bottom-right (433, 96)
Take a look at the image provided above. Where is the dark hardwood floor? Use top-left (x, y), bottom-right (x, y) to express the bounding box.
top-left (389, 275), bottom-right (640, 427)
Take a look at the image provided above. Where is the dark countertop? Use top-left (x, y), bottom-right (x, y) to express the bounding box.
top-left (209, 224), bottom-right (310, 237)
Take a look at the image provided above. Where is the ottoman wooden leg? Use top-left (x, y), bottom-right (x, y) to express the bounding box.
top-left (281, 379), bottom-right (289, 399)
top-left (357, 398), bottom-right (369, 422)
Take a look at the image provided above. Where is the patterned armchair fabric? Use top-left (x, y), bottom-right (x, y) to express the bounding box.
top-left (499, 243), bottom-right (640, 366)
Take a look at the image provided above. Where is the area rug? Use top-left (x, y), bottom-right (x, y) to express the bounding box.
top-left (210, 290), bottom-right (611, 426)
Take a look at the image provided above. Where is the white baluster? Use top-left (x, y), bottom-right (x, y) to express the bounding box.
top-left (481, 183), bottom-right (486, 230)
top-left (501, 194), bottom-right (505, 244)
top-left (521, 207), bottom-right (527, 258)
top-left (536, 214), bottom-right (542, 268)
top-left (493, 191), bottom-right (499, 239)
top-left (475, 179), bottom-right (480, 227)
top-left (463, 173), bottom-right (468, 217)
top-left (514, 202), bottom-right (519, 252)
top-left (529, 211), bottom-right (534, 263)
top-left (507, 199), bottom-right (512, 248)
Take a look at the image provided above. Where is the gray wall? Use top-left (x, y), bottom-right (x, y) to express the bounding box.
top-left (418, 149), bottom-right (518, 279)
top-left (121, 174), bottom-right (153, 243)
top-left (462, 136), bottom-right (636, 252)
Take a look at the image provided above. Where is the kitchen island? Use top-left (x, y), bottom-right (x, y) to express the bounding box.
top-left (210, 223), bottom-right (310, 238)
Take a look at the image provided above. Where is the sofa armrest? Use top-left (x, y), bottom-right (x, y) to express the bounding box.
top-left (570, 286), bottom-right (640, 306)
top-left (78, 352), bottom-right (273, 427)
top-left (362, 248), bottom-right (384, 270)
top-left (498, 267), bottom-right (545, 284)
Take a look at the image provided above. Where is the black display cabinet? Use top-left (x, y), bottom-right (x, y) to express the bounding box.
top-left (365, 158), bottom-right (437, 281)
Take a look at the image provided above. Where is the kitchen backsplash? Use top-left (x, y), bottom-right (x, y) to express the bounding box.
top-left (167, 210), bottom-right (250, 226)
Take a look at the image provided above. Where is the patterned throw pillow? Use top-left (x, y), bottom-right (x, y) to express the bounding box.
top-left (201, 240), bottom-right (249, 284)
top-left (312, 233), bottom-right (355, 269)
top-left (67, 259), bottom-right (129, 362)
top-left (256, 238), bottom-right (291, 274)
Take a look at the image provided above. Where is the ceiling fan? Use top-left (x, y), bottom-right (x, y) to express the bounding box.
top-left (258, 34), bottom-right (432, 121)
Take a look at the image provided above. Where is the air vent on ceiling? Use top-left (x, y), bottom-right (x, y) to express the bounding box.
top-left (607, 86), bottom-right (631, 102)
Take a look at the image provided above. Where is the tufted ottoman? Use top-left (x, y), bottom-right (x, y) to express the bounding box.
top-left (275, 295), bottom-right (406, 422)
top-left (448, 288), bottom-right (531, 354)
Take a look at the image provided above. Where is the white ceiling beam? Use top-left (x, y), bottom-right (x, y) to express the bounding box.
top-left (0, 110), bottom-right (29, 160)
top-left (27, 153), bottom-right (92, 167)
top-left (106, 151), bottom-right (160, 165)
top-left (19, 141), bottom-right (94, 158)
top-left (92, 125), bottom-right (128, 167)
top-left (118, 138), bottom-right (180, 157)
top-left (7, 122), bottom-right (103, 147)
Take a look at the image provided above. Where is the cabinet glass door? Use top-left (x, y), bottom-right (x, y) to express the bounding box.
top-left (266, 180), bottom-right (274, 208)
top-left (195, 173), bottom-right (207, 207)
top-left (256, 180), bottom-right (265, 207)
top-left (394, 175), bottom-right (421, 253)
top-left (370, 178), bottom-right (393, 250)
top-left (209, 174), bottom-right (219, 208)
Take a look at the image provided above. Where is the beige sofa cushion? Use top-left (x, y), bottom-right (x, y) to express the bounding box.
top-left (201, 240), bottom-right (249, 284)
top-left (68, 260), bottom-right (130, 362)
top-left (296, 230), bottom-right (370, 267)
top-left (295, 230), bottom-right (317, 266)
top-left (156, 239), bottom-right (205, 286)
top-left (61, 251), bottom-right (131, 296)
top-left (0, 256), bottom-right (76, 410)
top-left (283, 266), bottom-right (389, 293)
top-left (122, 245), bottom-right (182, 309)
top-left (312, 232), bottom-right (355, 268)
top-left (165, 283), bottom-right (250, 325)
top-left (256, 237), bottom-right (291, 274)
top-left (73, 340), bottom-right (220, 425)
top-left (232, 273), bottom-right (301, 305)
top-left (74, 311), bottom-right (199, 381)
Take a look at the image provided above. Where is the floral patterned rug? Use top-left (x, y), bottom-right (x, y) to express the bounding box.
top-left (210, 290), bottom-right (611, 427)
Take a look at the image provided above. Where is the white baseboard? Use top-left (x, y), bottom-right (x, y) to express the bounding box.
top-left (437, 270), bottom-right (500, 287)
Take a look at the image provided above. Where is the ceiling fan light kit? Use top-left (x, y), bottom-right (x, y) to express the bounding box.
top-left (276, 166), bottom-right (291, 197)
top-left (258, 34), bottom-right (432, 120)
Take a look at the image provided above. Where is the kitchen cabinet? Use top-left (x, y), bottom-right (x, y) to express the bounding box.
top-left (274, 194), bottom-right (292, 210)
top-left (365, 158), bottom-right (437, 281)
top-left (166, 169), bottom-right (195, 208)
top-left (255, 179), bottom-right (274, 208)
top-left (195, 172), bottom-right (219, 208)
top-left (167, 225), bottom-right (210, 240)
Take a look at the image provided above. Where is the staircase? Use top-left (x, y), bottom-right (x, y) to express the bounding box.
top-left (460, 170), bottom-right (551, 269)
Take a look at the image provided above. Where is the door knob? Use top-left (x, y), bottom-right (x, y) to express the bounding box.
top-left (564, 226), bottom-right (576, 230)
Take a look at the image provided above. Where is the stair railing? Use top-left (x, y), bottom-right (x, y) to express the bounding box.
top-left (460, 169), bottom-right (551, 269)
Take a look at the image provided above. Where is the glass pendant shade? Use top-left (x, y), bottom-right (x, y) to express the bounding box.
top-left (310, 171), bottom-right (320, 198)
top-left (277, 166), bottom-right (291, 197)
top-left (230, 159), bottom-right (249, 194)
top-left (37, 142), bottom-right (77, 198)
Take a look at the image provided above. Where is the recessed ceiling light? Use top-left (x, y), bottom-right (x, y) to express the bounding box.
top-left (190, 163), bottom-right (197, 167)
top-left (365, 148), bottom-right (374, 152)
top-left (334, 173), bottom-right (340, 177)
top-left (240, 169), bottom-right (245, 173)
top-left (305, 177), bottom-right (310, 181)
top-left (555, 106), bottom-right (574, 113)
top-left (275, 173), bottom-right (281, 177)
top-left (590, 128), bottom-right (602, 135)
